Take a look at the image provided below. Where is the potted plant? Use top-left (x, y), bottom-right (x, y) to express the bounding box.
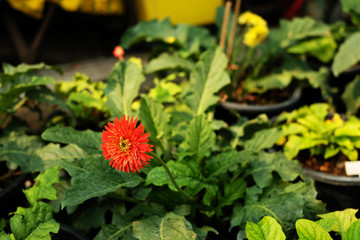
top-left (275, 103), bottom-right (360, 210)
top-left (280, 0), bottom-right (360, 113)
top-left (26, 49), bottom-right (328, 239)
top-left (219, 10), bottom-right (330, 118)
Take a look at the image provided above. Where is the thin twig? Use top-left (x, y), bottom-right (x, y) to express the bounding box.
top-left (226, 0), bottom-right (242, 60)
top-left (219, 1), bottom-right (232, 49)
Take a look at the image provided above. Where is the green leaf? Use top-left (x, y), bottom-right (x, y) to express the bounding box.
top-left (105, 61), bottom-right (145, 117)
top-left (342, 75), bottom-right (360, 115)
top-left (0, 232), bottom-right (11, 240)
top-left (94, 224), bottom-right (135, 240)
top-left (340, 0), bottom-right (360, 24)
top-left (217, 178), bottom-right (247, 212)
top-left (121, 18), bottom-right (174, 49)
top-left (61, 155), bottom-right (143, 208)
top-left (179, 114), bottom-right (215, 163)
top-left (244, 128), bottom-right (282, 152)
top-left (246, 216), bottom-right (286, 240)
top-left (287, 37), bottom-right (337, 63)
top-left (277, 17), bottom-right (330, 48)
top-left (0, 75), bottom-right (56, 115)
top-left (205, 150), bottom-right (250, 179)
top-left (2, 62), bottom-right (62, 75)
top-left (345, 219), bottom-right (360, 240)
top-left (317, 208), bottom-right (358, 238)
top-left (10, 202), bottom-right (59, 240)
top-left (23, 167), bottom-right (60, 206)
top-left (296, 219), bottom-right (332, 240)
top-left (41, 126), bottom-right (101, 154)
top-left (231, 191), bottom-right (304, 234)
top-left (332, 32), bottom-right (360, 77)
top-left (132, 212), bottom-right (197, 240)
top-left (144, 53), bottom-right (195, 73)
top-left (186, 46), bottom-right (230, 115)
top-left (139, 95), bottom-right (171, 150)
top-left (146, 160), bottom-right (217, 206)
top-left (248, 152), bottom-right (302, 188)
top-left (0, 132), bottom-right (44, 173)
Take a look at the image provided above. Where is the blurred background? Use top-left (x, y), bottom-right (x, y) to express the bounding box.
top-left (0, 0), bottom-right (344, 66)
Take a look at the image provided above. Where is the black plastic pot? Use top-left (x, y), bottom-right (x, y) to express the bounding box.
top-left (0, 172), bottom-right (28, 218)
top-left (303, 168), bottom-right (360, 211)
top-left (220, 88), bottom-right (302, 118)
top-left (53, 223), bottom-right (91, 240)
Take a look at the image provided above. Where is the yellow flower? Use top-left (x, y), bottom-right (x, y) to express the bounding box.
top-left (243, 24), bottom-right (269, 47)
top-left (238, 11), bottom-right (267, 27)
top-left (166, 36), bottom-right (176, 44)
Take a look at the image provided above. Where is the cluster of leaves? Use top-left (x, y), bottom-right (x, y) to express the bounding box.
top-left (246, 208), bottom-right (360, 240)
top-left (0, 167), bottom-right (60, 239)
top-left (55, 72), bottom-right (109, 126)
top-left (36, 47), bottom-right (327, 239)
top-left (0, 62), bottom-right (70, 128)
top-left (276, 103), bottom-right (360, 161)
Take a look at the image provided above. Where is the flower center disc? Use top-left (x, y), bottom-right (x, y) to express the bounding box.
top-left (119, 138), bottom-right (131, 153)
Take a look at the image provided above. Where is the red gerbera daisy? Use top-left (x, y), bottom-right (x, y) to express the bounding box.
top-left (112, 46), bottom-right (125, 60)
top-left (101, 115), bottom-right (153, 173)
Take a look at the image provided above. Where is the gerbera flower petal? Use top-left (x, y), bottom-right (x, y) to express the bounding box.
top-left (101, 115), bottom-right (153, 173)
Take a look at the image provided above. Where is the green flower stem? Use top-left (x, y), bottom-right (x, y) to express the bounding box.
top-left (149, 152), bottom-right (196, 202)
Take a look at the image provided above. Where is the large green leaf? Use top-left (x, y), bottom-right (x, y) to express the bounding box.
top-left (144, 53), bottom-right (195, 73)
top-left (296, 219), bottom-right (332, 240)
top-left (60, 155), bottom-right (143, 208)
top-left (23, 167), bottom-right (60, 206)
top-left (2, 62), bottom-right (62, 76)
top-left (94, 224), bottom-right (135, 240)
top-left (277, 17), bottom-right (330, 48)
top-left (139, 95), bottom-right (171, 150)
top-left (342, 76), bottom-right (360, 115)
top-left (10, 202), bottom-right (59, 240)
top-left (0, 132), bottom-right (44, 172)
top-left (340, 0), bottom-right (360, 24)
top-left (179, 114), bottom-right (215, 163)
top-left (146, 160), bottom-right (217, 206)
top-left (287, 37), bottom-right (337, 63)
top-left (332, 32), bottom-right (360, 77)
top-left (244, 128), bottom-right (282, 153)
top-left (247, 152), bottom-right (302, 188)
top-left (121, 18), bottom-right (174, 49)
top-left (205, 150), bottom-right (250, 179)
top-left (231, 191), bottom-right (304, 234)
top-left (132, 212), bottom-right (196, 240)
top-left (41, 126), bottom-right (101, 154)
top-left (345, 219), bottom-right (360, 240)
top-left (246, 216), bottom-right (286, 240)
top-left (0, 75), bottom-right (56, 115)
top-left (186, 47), bottom-right (230, 116)
top-left (317, 208), bottom-right (358, 239)
top-left (105, 61), bottom-right (145, 117)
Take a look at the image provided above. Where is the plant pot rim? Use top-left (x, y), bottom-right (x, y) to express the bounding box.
top-left (303, 167), bottom-right (360, 186)
top-left (0, 173), bottom-right (27, 201)
top-left (220, 88), bottom-right (302, 114)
